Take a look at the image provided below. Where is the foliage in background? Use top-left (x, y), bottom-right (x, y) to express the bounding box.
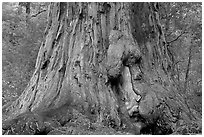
top-left (160, 2), bottom-right (202, 114)
top-left (2, 2), bottom-right (48, 105)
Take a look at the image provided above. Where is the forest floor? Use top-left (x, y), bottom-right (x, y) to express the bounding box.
top-left (2, 105), bottom-right (202, 135)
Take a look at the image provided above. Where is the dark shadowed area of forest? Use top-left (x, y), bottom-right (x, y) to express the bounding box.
top-left (2, 2), bottom-right (202, 135)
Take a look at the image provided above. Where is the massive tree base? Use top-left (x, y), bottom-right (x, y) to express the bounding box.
top-left (2, 2), bottom-right (201, 135)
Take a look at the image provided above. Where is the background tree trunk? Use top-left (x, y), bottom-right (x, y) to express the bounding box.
top-left (3, 2), bottom-right (200, 135)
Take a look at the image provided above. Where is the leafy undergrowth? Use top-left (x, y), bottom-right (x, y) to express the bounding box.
top-left (171, 119), bottom-right (202, 135)
top-left (47, 109), bottom-right (202, 135)
top-left (48, 109), bottom-right (130, 135)
top-left (2, 106), bottom-right (202, 135)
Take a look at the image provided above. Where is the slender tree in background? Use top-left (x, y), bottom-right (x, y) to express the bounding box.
top-left (2, 2), bottom-right (201, 135)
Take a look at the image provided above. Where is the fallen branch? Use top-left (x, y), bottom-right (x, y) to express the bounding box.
top-left (167, 30), bottom-right (187, 44)
top-left (31, 9), bottom-right (47, 18)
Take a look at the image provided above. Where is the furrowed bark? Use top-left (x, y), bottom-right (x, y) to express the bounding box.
top-left (3, 2), bottom-right (199, 135)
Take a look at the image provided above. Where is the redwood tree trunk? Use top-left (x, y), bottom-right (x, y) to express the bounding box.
top-left (3, 2), bottom-right (198, 135)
